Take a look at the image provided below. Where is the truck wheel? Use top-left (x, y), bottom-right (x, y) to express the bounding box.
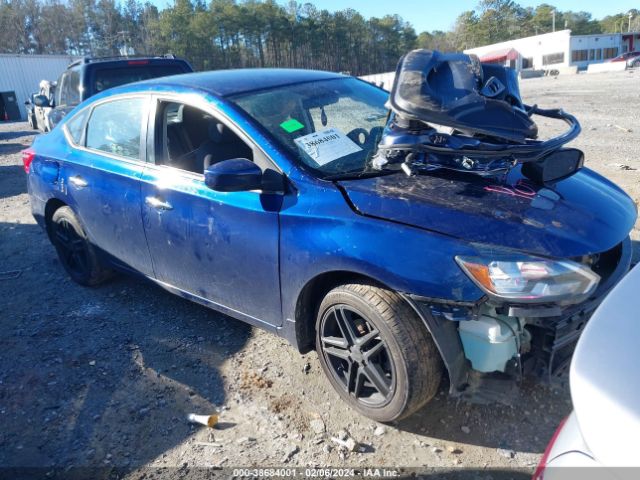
top-left (315, 283), bottom-right (442, 422)
top-left (28, 115), bottom-right (37, 130)
top-left (49, 206), bottom-right (113, 286)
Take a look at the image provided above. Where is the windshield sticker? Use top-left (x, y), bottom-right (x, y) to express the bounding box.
top-left (280, 118), bottom-right (305, 133)
top-left (294, 128), bottom-right (362, 166)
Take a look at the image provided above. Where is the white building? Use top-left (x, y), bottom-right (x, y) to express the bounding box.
top-left (464, 29), bottom-right (640, 72)
top-left (0, 54), bottom-right (78, 120)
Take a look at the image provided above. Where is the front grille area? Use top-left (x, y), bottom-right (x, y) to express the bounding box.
top-left (524, 239), bottom-right (630, 383)
top-left (526, 306), bottom-right (593, 382)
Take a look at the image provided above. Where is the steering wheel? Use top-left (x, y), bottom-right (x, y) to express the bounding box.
top-left (346, 128), bottom-right (369, 147)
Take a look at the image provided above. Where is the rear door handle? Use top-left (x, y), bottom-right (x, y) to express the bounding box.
top-left (145, 196), bottom-right (173, 211)
top-left (69, 175), bottom-right (88, 188)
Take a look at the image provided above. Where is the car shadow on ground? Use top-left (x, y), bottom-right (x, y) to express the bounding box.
top-left (0, 142), bottom-right (30, 156)
top-left (393, 377), bottom-right (570, 455)
top-left (0, 164), bottom-right (27, 199)
top-left (0, 221), bottom-right (252, 475)
top-left (0, 129), bottom-right (39, 142)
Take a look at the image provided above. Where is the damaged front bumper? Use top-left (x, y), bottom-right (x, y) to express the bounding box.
top-left (404, 237), bottom-right (633, 401)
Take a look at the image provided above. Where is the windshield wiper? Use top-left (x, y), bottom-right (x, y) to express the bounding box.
top-left (323, 168), bottom-right (398, 181)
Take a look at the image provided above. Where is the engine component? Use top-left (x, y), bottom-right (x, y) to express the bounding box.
top-left (375, 49), bottom-right (582, 182)
top-left (458, 315), bottom-right (519, 373)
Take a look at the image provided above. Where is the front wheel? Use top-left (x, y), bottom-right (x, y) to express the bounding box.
top-left (49, 206), bottom-right (113, 286)
top-left (315, 283), bottom-right (442, 422)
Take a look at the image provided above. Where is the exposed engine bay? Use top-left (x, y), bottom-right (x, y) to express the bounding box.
top-left (374, 49), bottom-right (584, 182)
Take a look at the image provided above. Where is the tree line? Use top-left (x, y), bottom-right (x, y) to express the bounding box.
top-left (0, 0), bottom-right (637, 75)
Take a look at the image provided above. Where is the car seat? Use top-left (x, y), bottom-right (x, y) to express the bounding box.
top-left (201, 123), bottom-right (253, 172)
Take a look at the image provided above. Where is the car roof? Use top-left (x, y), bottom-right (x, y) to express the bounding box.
top-left (114, 68), bottom-right (346, 98)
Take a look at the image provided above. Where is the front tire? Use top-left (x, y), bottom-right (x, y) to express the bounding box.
top-left (49, 206), bottom-right (113, 286)
top-left (315, 283), bottom-right (442, 422)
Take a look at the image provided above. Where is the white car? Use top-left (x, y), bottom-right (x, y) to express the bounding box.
top-left (533, 263), bottom-right (640, 479)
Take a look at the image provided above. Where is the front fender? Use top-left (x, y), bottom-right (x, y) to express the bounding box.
top-left (278, 174), bottom-right (484, 334)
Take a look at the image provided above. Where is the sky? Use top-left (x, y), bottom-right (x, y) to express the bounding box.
top-left (152, 1), bottom-right (638, 33)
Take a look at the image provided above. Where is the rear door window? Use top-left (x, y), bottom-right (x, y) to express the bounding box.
top-left (64, 69), bottom-right (81, 105)
top-left (65, 108), bottom-right (90, 145)
top-left (58, 69), bottom-right (81, 106)
top-left (86, 97), bottom-right (146, 160)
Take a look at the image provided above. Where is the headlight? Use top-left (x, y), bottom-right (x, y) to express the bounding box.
top-left (455, 254), bottom-right (600, 304)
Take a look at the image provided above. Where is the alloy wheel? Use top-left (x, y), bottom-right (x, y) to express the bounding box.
top-left (54, 218), bottom-right (90, 276)
top-left (319, 305), bottom-right (396, 407)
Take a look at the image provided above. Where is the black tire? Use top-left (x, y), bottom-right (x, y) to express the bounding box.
top-left (28, 114), bottom-right (37, 130)
top-left (315, 283), bottom-right (442, 422)
top-left (49, 206), bottom-right (113, 286)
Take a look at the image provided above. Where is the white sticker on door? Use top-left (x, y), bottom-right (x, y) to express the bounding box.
top-left (294, 127), bottom-right (362, 166)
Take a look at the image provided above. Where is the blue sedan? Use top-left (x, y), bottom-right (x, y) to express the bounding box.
top-left (23, 69), bottom-right (636, 421)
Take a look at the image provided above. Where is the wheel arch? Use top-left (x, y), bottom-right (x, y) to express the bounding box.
top-left (44, 198), bottom-right (68, 240)
top-left (291, 269), bottom-right (460, 391)
top-left (293, 270), bottom-right (387, 354)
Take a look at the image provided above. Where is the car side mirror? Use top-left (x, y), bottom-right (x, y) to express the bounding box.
top-left (522, 148), bottom-right (584, 184)
top-left (204, 158), bottom-right (263, 192)
top-left (34, 95), bottom-right (50, 108)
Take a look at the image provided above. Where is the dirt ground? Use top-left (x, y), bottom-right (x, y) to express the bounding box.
top-left (1, 70), bottom-right (638, 480)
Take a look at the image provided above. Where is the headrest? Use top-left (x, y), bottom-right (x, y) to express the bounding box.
top-left (208, 122), bottom-right (237, 143)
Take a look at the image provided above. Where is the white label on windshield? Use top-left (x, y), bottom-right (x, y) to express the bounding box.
top-left (294, 128), bottom-right (362, 166)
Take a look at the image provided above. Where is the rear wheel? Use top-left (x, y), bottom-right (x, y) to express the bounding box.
top-left (49, 206), bottom-right (113, 286)
top-left (315, 283), bottom-right (442, 422)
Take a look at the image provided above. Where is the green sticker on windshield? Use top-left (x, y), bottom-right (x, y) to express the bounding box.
top-left (280, 118), bottom-right (304, 133)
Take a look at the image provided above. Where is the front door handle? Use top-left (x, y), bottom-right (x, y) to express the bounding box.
top-left (145, 196), bottom-right (173, 211)
top-left (69, 175), bottom-right (88, 188)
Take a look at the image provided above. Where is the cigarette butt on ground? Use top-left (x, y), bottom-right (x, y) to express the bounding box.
top-left (187, 413), bottom-right (219, 428)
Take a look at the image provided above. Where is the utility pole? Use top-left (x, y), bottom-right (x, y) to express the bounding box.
top-left (552, 9), bottom-right (556, 32)
top-left (629, 12), bottom-right (633, 33)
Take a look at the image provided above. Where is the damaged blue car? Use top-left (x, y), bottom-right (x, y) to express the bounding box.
top-left (24, 50), bottom-right (637, 422)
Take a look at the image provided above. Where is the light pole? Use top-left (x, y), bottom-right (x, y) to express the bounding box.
top-left (552, 9), bottom-right (556, 32)
top-left (629, 12), bottom-right (633, 33)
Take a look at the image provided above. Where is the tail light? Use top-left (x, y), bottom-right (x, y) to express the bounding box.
top-left (21, 148), bottom-right (35, 174)
top-left (532, 415), bottom-right (569, 480)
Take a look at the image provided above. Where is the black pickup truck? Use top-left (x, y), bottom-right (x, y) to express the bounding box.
top-left (40, 55), bottom-right (193, 129)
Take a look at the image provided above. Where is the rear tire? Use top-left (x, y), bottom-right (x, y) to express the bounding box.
top-left (49, 206), bottom-right (113, 286)
top-left (315, 283), bottom-right (442, 422)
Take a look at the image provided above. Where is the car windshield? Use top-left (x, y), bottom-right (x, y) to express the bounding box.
top-left (229, 77), bottom-right (390, 179)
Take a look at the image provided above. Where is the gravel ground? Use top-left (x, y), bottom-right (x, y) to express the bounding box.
top-left (1, 70), bottom-right (638, 480)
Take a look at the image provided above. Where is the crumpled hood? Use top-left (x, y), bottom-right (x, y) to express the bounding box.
top-left (338, 167), bottom-right (637, 258)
